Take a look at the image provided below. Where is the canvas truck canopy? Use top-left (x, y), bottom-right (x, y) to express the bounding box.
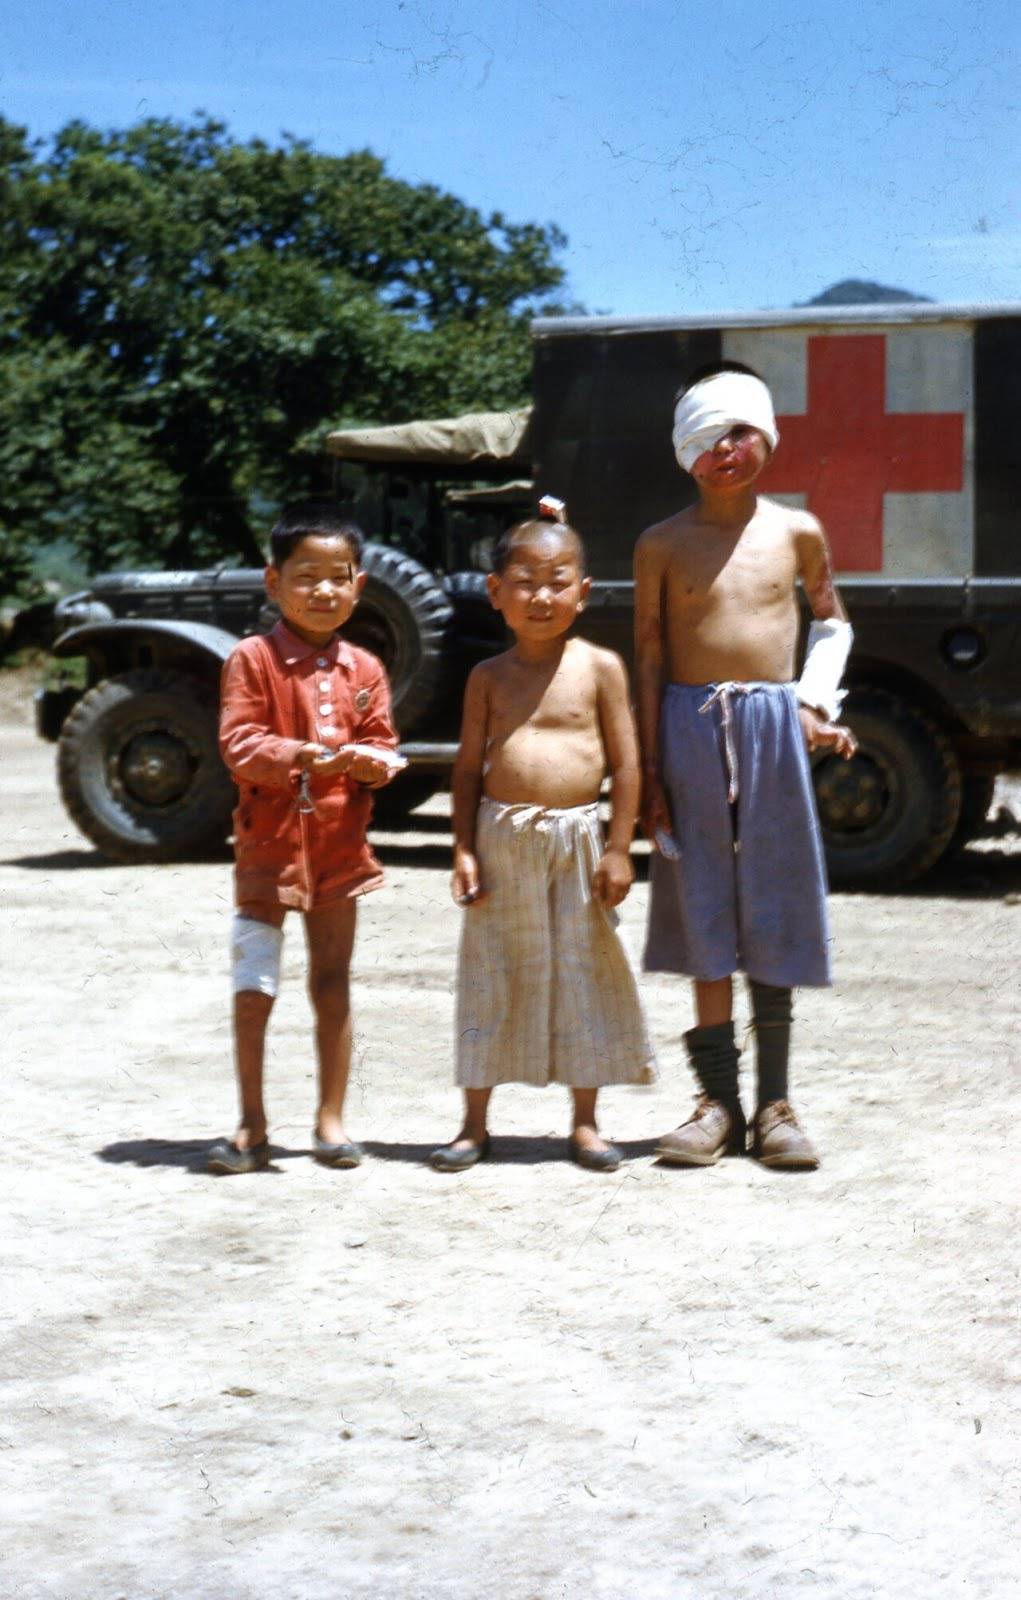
top-left (326, 409), bottom-right (533, 471)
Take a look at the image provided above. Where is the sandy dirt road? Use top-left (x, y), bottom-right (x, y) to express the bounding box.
top-left (2, 694), bottom-right (1019, 1600)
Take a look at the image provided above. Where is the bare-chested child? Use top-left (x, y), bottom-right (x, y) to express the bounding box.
top-left (635, 362), bottom-right (857, 1170)
top-left (431, 507), bottom-right (656, 1173)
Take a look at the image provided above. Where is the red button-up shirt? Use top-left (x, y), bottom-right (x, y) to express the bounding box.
top-left (219, 622), bottom-right (399, 910)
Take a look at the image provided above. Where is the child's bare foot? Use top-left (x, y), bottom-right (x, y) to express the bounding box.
top-left (570, 1122), bottom-right (612, 1155)
top-left (232, 1118), bottom-right (267, 1152)
top-left (315, 1111), bottom-right (352, 1147)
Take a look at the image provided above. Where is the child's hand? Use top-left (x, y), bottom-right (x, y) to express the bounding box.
top-left (344, 750), bottom-right (392, 787)
top-left (304, 746), bottom-right (356, 777)
top-left (593, 847), bottom-right (633, 908)
top-left (452, 847), bottom-right (486, 907)
top-left (295, 742), bottom-right (333, 770)
top-left (799, 706), bottom-right (858, 760)
top-left (640, 770), bottom-right (673, 848)
top-left (302, 747), bottom-right (391, 785)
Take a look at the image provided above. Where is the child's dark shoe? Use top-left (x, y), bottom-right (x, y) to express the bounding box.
top-left (430, 1134), bottom-right (490, 1172)
top-left (655, 1096), bottom-right (746, 1165)
top-left (312, 1134), bottom-right (364, 1168)
top-left (568, 1135), bottom-right (622, 1172)
top-left (207, 1138), bottom-right (270, 1175)
top-left (752, 1100), bottom-right (820, 1169)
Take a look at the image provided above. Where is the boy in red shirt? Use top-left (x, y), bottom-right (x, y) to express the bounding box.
top-left (208, 501), bottom-right (403, 1174)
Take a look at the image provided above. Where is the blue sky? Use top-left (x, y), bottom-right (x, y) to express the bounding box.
top-left (3, 0), bottom-right (1019, 316)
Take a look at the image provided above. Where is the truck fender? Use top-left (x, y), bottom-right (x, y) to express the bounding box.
top-left (53, 618), bottom-right (240, 679)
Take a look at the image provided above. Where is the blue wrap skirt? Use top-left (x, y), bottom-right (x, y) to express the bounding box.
top-left (644, 682), bottom-right (832, 988)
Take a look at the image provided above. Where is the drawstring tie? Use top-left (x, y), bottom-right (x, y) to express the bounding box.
top-left (698, 682), bottom-right (754, 803)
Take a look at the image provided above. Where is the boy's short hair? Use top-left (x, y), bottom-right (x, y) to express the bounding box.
top-left (269, 500), bottom-right (365, 568)
top-left (492, 517), bottom-right (587, 575)
top-left (677, 358), bottom-right (764, 402)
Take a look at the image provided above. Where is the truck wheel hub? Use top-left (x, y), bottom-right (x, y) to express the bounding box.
top-left (118, 732), bottom-right (193, 806)
top-left (815, 753), bottom-right (889, 831)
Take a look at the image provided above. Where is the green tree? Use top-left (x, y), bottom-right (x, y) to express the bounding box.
top-left (0, 116), bottom-right (566, 574)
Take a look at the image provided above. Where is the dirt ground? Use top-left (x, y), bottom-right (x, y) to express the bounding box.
top-left (2, 677), bottom-right (1019, 1600)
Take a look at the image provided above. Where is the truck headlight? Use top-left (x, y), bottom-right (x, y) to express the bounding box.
top-left (54, 592), bottom-right (115, 631)
top-left (941, 627), bottom-right (985, 670)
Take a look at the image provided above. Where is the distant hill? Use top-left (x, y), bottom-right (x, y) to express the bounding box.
top-left (801, 278), bottom-right (932, 306)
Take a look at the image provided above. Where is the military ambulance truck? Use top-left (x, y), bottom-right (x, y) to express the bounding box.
top-left (39, 301), bottom-right (1021, 888)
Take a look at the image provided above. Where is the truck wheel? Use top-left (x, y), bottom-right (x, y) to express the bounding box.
top-left (345, 546), bottom-right (453, 737)
top-left (57, 670), bottom-right (234, 863)
top-left (370, 771), bottom-right (445, 828)
top-left (949, 773), bottom-right (996, 850)
top-left (812, 689), bottom-right (961, 889)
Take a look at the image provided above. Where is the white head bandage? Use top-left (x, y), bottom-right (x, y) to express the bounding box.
top-left (232, 914), bottom-right (284, 997)
top-left (672, 372), bottom-right (780, 473)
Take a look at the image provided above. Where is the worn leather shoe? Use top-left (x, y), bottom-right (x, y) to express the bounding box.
top-left (752, 1101), bottom-right (820, 1170)
top-left (655, 1096), bottom-right (745, 1165)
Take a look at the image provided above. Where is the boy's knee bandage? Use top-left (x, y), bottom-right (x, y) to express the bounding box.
top-left (232, 915), bottom-right (284, 996)
top-left (797, 618), bottom-right (853, 723)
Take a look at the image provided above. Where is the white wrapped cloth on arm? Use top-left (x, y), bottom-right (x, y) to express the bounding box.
top-left (797, 618), bottom-right (853, 723)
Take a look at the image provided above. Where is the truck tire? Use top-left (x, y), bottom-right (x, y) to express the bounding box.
top-left (57, 670), bottom-right (234, 863)
top-left (812, 689), bottom-right (961, 889)
top-left (345, 546), bottom-right (453, 737)
top-left (949, 772), bottom-right (996, 850)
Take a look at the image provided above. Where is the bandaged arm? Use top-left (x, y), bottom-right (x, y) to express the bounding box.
top-left (797, 618), bottom-right (853, 723)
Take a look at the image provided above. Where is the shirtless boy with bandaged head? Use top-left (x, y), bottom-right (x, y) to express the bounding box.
top-left (635, 362), bottom-right (856, 1170)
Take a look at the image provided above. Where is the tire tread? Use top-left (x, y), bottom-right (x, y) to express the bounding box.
top-left (58, 669), bottom-right (231, 864)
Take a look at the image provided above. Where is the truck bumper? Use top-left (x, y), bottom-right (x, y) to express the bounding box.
top-left (35, 685), bottom-right (83, 742)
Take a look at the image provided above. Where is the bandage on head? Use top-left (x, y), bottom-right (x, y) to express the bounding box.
top-left (232, 914), bottom-right (284, 997)
top-left (672, 372), bottom-right (780, 473)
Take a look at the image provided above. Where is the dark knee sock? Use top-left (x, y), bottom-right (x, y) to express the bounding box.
top-left (748, 980), bottom-right (793, 1108)
top-left (683, 1022), bottom-right (742, 1117)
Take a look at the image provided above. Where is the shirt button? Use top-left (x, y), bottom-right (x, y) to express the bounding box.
top-left (316, 657), bottom-right (328, 668)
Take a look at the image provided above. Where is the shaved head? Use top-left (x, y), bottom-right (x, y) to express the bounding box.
top-left (492, 518), bottom-right (587, 575)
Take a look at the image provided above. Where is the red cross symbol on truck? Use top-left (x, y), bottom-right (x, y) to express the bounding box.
top-left (758, 334), bottom-right (965, 570)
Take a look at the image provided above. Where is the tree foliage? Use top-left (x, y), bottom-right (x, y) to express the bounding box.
top-left (0, 116), bottom-right (566, 575)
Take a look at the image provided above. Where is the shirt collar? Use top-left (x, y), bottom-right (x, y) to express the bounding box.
top-left (270, 620), bottom-right (355, 672)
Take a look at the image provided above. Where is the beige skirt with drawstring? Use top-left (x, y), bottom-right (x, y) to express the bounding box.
top-left (456, 798), bottom-right (657, 1089)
